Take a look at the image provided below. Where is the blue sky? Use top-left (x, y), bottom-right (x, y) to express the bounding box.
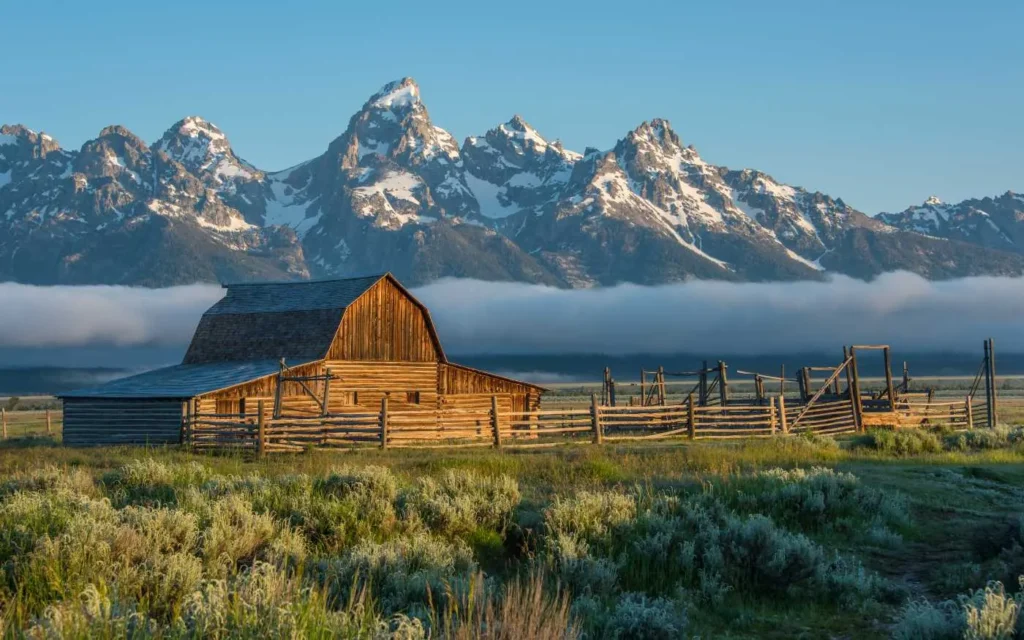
top-left (3, 0), bottom-right (1021, 214)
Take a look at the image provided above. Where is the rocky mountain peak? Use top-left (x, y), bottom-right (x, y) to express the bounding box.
top-left (366, 77), bottom-right (422, 113)
top-left (0, 124), bottom-right (64, 160)
top-left (924, 195), bottom-right (943, 206)
top-left (153, 115), bottom-right (258, 190)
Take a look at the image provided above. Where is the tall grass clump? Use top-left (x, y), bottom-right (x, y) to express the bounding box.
top-left (102, 459), bottom-right (213, 506)
top-left (893, 577), bottom-right (1024, 640)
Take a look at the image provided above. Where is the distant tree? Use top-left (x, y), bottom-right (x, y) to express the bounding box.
top-left (3, 397), bottom-right (18, 412)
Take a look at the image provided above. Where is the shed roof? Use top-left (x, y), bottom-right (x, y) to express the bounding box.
top-left (183, 274), bottom-right (394, 365)
top-left (61, 359), bottom-right (315, 399)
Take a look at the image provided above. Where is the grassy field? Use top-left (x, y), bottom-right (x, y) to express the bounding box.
top-left (0, 417), bottom-right (1022, 638)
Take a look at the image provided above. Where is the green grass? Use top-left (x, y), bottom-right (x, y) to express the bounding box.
top-left (0, 429), bottom-right (1021, 637)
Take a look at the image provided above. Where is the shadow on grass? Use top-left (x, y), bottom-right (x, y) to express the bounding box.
top-left (0, 436), bottom-right (61, 449)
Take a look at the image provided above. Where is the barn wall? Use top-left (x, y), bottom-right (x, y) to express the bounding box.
top-left (323, 360), bottom-right (439, 413)
top-left (63, 398), bottom-right (185, 447)
top-left (196, 362), bottom-right (326, 418)
top-left (439, 364), bottom-right (543, 414)
top-left (326, 278), bottom-right (440, 362)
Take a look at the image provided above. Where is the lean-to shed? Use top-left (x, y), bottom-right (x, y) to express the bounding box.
top-left (61, 273), bottom-right (545, 446)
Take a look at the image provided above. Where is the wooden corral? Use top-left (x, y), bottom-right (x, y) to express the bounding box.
top-left (61, 273), bottom-right (545, 447)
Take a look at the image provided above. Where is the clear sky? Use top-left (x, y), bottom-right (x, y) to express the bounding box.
top-left (3, 0), bottom-right (1021, 214)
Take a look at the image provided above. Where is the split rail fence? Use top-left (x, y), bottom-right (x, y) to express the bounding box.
top-left (184, 390), bottom-right (978, 457)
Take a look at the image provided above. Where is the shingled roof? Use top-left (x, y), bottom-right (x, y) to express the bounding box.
top-left (183, 274), bottom-right (388, 365)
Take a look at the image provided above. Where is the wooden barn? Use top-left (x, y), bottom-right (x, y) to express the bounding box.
top-left (61, 274), bottom-right (545, 446)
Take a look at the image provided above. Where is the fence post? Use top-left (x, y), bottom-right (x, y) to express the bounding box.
top-left (591, 393), bottom-right (603, 444)
top-left (322, 368), bottom-right (332, 417)
top-left (883, 347), bottom-right (895, 410)
top-left (1, 408), bottom-right (6, 439)
top-left (687, 392), bottom-right (696, 440)
top-left (769, 397), bottom-right (777, 435)
top-left (988, 338), bottom-right (998, 427)
top-left (491, 395), bottom-right (502, 449)
top-left (46, 409), bottom-right (52, 435)
top-left (779, 395), bottom-right (789, 434)
top-left (379, 397), bottom-right (389, 450)
top-left (718, 361), bottom-right (729, 406)
top-left (965, 396), bottom-right (973, 430)
top-left (609, 378), bottom-right (617, 407)
top-left (849, 348), bottom-right (864, 432)
top-left (256, 400), bottom-right (266, 459)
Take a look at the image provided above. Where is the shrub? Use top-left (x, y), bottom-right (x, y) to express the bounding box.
top-left (319, 532), bottom-right (477, 614)
top-left (720, 467), bottom-right (909, 538)
top-left (542, 489), bottom-right (889, 609)
top-left (854, 429), bottom-right (942, 456)
top-left (103, 460), bottom-right (212, 507)
top-left (404, 470), bottom-right (521, 537)
top-left (603, 592), bottom-right (687, 639)
top-left (893, 577), bottom-right (1024, 640)
top-left (949, 426), bottom-right (1024, 452)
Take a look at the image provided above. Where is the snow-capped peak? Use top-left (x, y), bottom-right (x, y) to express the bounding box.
top-left (924, 195), bottom-right (943, 206)
top-left (153, 116), bottom-right (256, 188)
top-left (368, 77), bottom-right (421, 110)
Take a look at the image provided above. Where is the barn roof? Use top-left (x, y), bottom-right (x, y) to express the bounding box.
top-left (61, 359), bottom-right (316, 399)
top-left (183, 274), bottom-right (422, 365)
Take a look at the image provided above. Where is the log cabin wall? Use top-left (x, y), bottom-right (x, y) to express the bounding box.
top-left (439, 363), bottom-right (543, 415)
top-left (323, 361), bottom-right (439, 413)
top-left (195, 361), bottom-right (325, 418)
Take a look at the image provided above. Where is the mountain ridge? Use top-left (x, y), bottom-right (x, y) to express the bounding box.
top-left (2, 77), bottom-right (1022, 287)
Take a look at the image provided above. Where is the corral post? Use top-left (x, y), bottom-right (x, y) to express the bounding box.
top-left (769, 397), bottom-right (778, 435)
top-left (842, 346), bottom-right (852, 397)
top-left (609, 378), bottom-right (617, 407)
top-left (639, 369), bottom-right (646, 407)
top-left (687, 392), bottom-right (696, 440)
top-left (780, 365), bottom-right (785, 397)
top-left (379, 397), bottom-right (389, 450)
top-left (491, 395), bottom-right (502, 449)
top-left (657, 366), bottom-right (667, 406)
top-left (1, 408), bottom-right (6, 439)
top-left (273, 358), bottom-right (285, 419)
top-left (779, 395), bottom-right (789, 434)
top-left (988, 338), bottom-right (998, 427)
top-left (965, 396), bottom-right (974, 430)
top-left (322, 368), bottom-right (332, 417)
top-left (883, 347), bottom-right (895, 410)
top-left (718, 361), bottom-right (728, 406)
top-left (256, 400), bottom-right (266, 459)
top-left (902, 361), bottom-right (910, 394)
top-left (591, 393), bottom-right (603, 444)
top-left (45, 410), bottom-right (51, 435)
top-left (849, 348), bottom-right (864, 431)
top-left (700, 361), bottom-right (709, 406)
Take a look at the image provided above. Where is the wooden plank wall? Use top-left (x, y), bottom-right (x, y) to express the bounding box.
top-left (326, 278), bottom-right (440, 362)
top-left (64, 398), bottom-right (184, 446)
top-left (439, 363), bottom-right (542, 414)
top-left (325, 360), bottom-right (439, 413)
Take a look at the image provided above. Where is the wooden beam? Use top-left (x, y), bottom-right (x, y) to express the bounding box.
top-left (591, 393), bottom-right (603, 444)
top-left (491, 395), bottom-right (502, 449)
top-left (379, 397), bottom-right (389, 450)
top-left (791, 356), bottom-right (853, 428)
top-left (718, 361), bottom-right (728, 406)
top-left (883, 346), bottom-right (895, 411)
top-left (257, 400), bottom-right (266, 459)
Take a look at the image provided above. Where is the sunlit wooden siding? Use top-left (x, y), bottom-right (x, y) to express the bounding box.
top-left (326, 278), bottom-right (441, 362)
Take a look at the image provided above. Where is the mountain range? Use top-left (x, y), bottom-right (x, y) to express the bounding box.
top-left (3, 77), bottom-right (1023, 287)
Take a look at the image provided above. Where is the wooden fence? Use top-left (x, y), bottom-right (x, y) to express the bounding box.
top-left (184, 392), bottom-right (894, 456)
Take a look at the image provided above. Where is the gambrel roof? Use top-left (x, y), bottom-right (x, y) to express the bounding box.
top-left (182, 273), bottom-right (446, 364)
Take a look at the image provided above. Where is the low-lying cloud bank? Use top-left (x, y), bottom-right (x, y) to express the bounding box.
top-left (0, 272), bottom-right (1019, 355)
top-left (0, 282), bottom-right (223, 348)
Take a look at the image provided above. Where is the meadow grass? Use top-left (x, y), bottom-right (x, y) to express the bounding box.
top-left (0, 430), bottom-right (1021, 637)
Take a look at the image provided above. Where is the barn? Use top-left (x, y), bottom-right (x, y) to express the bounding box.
top-left (60, 273), bottom-right (545, 446)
